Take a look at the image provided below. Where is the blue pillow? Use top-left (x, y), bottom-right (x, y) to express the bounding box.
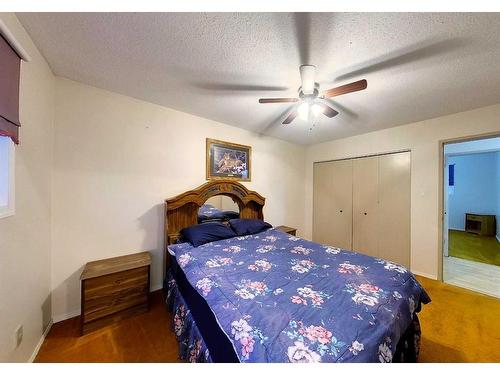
top-left (229, 219), bottom-right (272, 236)
top-left (180, 222), bottom-right (237, 247)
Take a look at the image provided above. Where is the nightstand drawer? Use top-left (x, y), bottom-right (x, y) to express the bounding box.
top-left (467, 214), bottom-right (481, 221)
top-left (83, 287), bottom-right (148, 323)
top-left (84, 266), bottom-right (148, 295)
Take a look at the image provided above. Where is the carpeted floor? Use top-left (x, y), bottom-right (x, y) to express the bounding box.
top-left (416, 276), bottom-right (500, 362)
top-left (35, 278), bottom-right (500, 363)
top-left (35, 291), bottom-right (182, 363)
top-left (448, 230), bottom-right (500, 266)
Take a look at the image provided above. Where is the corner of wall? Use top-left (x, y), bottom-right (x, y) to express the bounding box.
top-left (0, 12), bottom-right (56, 363)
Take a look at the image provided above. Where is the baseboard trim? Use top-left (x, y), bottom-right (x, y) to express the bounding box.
top-left (29, 319), bottom-right (53, 362)
top-left (151, 284), bottom-right (163, 292)
top-left (412, 270), bottom-right (438, 280)
top-left (53, 310), bottom-right (80, 324)
top-left (496, 235), bottom-right (500, 243)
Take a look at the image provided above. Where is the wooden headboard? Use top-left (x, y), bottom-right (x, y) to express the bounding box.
top-left (164, 180), bottom-right (265, 247)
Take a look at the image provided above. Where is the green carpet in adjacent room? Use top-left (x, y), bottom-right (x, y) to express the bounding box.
top-left (448, 229), bottom-right (500, 266)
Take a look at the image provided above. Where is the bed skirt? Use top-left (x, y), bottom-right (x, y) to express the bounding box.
top-left (165, 271), bottom-right (422, 363)
top-left (165, 274), bottom-right (213, 363)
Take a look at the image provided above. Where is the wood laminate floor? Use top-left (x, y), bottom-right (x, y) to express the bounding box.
top-left (444, 256), bottom-right (500, 299)
top-left (35, 277), bottom-right (500, 363)
top-left (448, 230), bottom-right (500, 266)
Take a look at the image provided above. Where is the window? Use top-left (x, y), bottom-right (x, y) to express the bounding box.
top-left (0, 136), bottom-right (14, 218)
top-left (0, 21), bottom-right (28, 219)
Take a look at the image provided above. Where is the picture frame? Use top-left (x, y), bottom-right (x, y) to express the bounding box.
top-left (206, 138), bottom-right (251, 181)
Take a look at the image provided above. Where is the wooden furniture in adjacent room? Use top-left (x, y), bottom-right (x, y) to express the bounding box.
top-left (80, 251), bottom-right (151, 335)
top-left (465, 214), bottom-right (496, 236)
top-left (275, 225), bottom-right (297, 236)
top-left (313, 151), bottom-right (411, 267)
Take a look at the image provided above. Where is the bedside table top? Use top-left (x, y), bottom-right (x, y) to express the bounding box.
top-left (275, 225), bottom-right (297, 233)
top-left (81, 251), bottom-right (151, 280)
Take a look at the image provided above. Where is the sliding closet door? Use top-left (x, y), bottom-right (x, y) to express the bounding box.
top-left (352, 156), bottom-right (379, 257)
top-left (313, 162), bottom-right (334, 245)
top-left (313, 160), bottom-right (353, 249)
top-left (377, 152), bottom-right (411, 267)
top-left (329, 160), bottom-right (353, 249)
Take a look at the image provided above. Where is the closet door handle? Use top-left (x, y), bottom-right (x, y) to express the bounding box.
top-left (364, 212), bottom-right (367, 215)
top-left (339, 210), bottom-right (343, 213)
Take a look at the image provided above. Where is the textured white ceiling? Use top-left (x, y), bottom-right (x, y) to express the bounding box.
top-left (16, 12), bottom-right (500, 145)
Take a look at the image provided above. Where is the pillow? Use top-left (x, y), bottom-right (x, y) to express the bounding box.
top-left (180, 222), bottom-right (237, 247)
top-left (229, 218), bottom-right (272, 236)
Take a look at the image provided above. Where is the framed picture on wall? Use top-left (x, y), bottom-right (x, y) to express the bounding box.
top-left (206, 138), bottom-right (251, 181)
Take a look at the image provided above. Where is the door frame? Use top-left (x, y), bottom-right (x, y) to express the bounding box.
top-left (437, 131), bottom-right (500, 281)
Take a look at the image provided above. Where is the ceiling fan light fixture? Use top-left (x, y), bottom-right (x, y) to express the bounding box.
top-left (259, 64), bottom-right (367, 126)
top-left (298, 102), bottom-right (309, 121)
top-left (311, 103), bottom-right (324, 117)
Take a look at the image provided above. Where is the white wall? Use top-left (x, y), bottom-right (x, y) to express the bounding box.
top-left (447, 152), bottom-right (499, 230)
top-left (305, 104), bottom-right (500, 279)
top-left (0, 13), bottom-right (54, 362)
top-left (51, 77), bottom-right (306, 320)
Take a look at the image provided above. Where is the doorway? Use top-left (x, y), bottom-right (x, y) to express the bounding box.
top-left (442, 136), bottom-right (500, 298)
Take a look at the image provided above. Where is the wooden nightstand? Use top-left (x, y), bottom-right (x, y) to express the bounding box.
top-left (80, 251), bottom-right (151, 335)
top-left (465, 213), bottom-right (496, 236)
top-left (275, 225), bottom-right (297, 236)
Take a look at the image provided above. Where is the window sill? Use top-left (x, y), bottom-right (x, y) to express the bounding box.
top-left (0, 207), bottom-right (14, 219)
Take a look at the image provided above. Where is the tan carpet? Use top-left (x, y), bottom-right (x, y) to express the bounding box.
top-left (417, 276), bottom-right (500, 362)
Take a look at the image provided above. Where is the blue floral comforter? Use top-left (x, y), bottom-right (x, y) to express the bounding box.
top-left (168, 229), bottom-right (430, 363)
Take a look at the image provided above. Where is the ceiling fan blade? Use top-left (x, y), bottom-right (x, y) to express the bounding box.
top-left (300, 65), bottom-right (316, 94)
top-left (259, 98), bottom-right (299, 104)
top-left (195, 83), bottom-right (289, 92)
top-left (282, 110), bottom-right (298, 124)
top-left (322, 79), bottom-right (367, 98)
top-left (317, 103), bottom-right (339, 118)
top-left (335, 38), bottom-right (466, 82)
top-left (294, 13), bottom-right (312, 66)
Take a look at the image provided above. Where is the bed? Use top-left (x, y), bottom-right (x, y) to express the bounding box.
top-left (163, 180), bottom-right (430, 363)
top-left (198, 203), bottom-right (239, 223)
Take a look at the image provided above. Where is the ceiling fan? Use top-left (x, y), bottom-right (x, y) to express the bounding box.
top-left (258, 65), bottom-right (367, 125)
